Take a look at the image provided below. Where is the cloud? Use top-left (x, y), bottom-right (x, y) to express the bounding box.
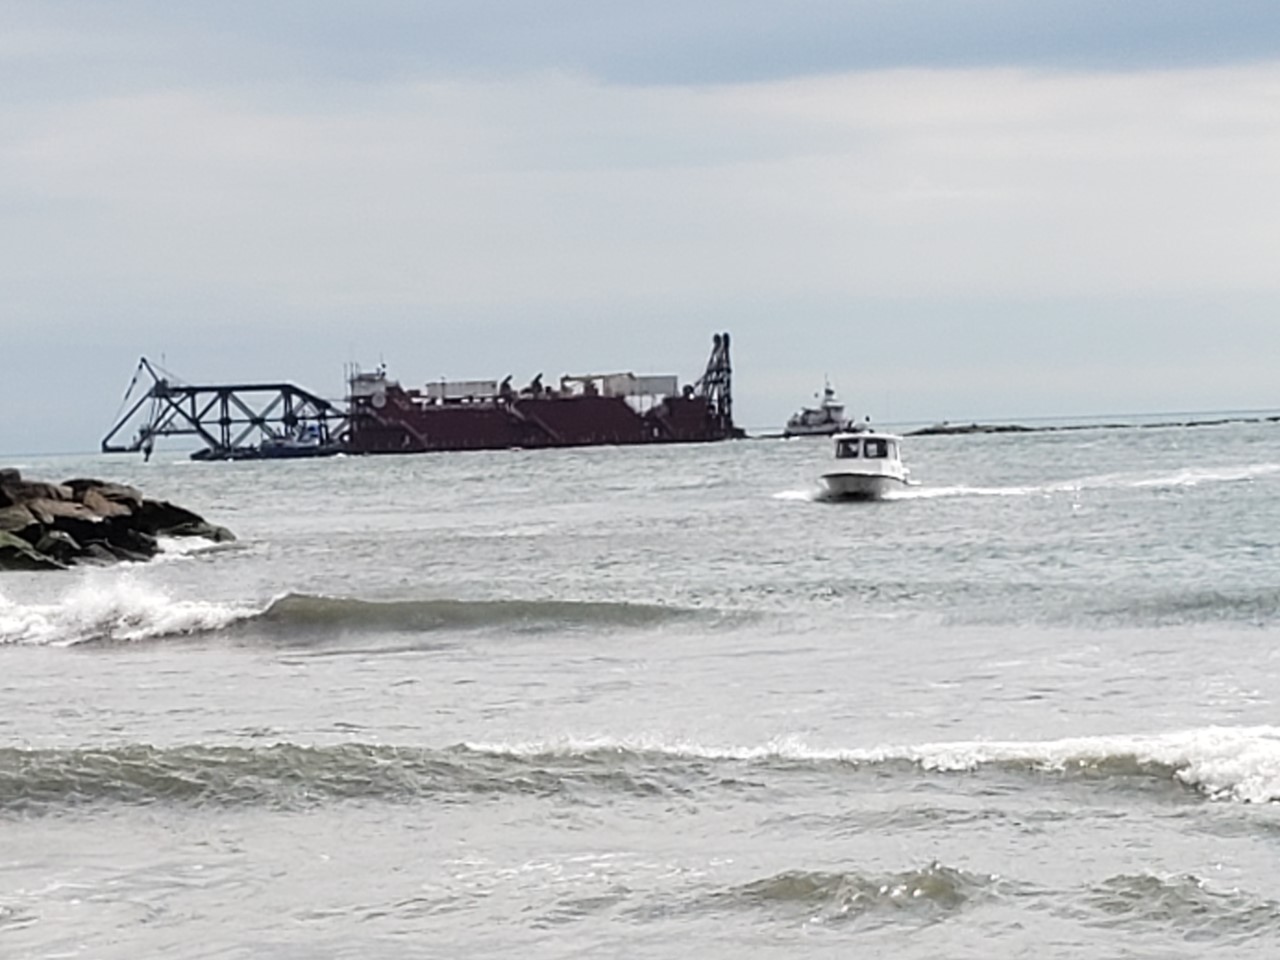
top-left (7, 0), bottom-right (1280, 98)
top-left (3, 4), bottom-right (1280, 451)
top-left (7, 66), bottom-right (1279, 315)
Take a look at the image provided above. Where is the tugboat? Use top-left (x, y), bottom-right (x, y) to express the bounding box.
top-left (784, 379), bottom-right (852, 437)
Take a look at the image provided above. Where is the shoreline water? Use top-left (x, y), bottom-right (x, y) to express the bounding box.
top-left (4, 421), bottom-right (1280, 958)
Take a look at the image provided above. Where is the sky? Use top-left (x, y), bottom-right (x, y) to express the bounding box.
top-left (4, 1), bottom-right (1280, 454)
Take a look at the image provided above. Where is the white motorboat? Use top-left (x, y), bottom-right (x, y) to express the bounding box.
top-left (784, 379), bottom-right (851, 437)
top-left (819, 429), bottom-right (910, 500)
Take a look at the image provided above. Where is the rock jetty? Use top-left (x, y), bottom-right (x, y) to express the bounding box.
top-left (907, 422), bottom-right (1035, 437)
top-left (0, 469), bottom-right (234, 571)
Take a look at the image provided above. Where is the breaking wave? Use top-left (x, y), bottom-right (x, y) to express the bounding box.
top-left (466, 725), bottom-right (1280, 804)
top-left (0, 580), bottom-right (252, 646)
top-left (0, 582), bottom-right (697, 647)
top-left (8, 726), bottom-right (1280, 816)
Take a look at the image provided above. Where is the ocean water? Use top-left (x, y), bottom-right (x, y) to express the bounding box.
top-left (5, 423), bottom-right (1280, 958)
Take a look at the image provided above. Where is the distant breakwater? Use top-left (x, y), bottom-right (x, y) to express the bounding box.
top-left (906, 413), bottom-right (1280, 437)
top-left (750, 412), bottom-right (1280, 441)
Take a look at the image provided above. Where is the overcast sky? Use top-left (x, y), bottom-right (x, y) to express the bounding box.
top-left (4, 1), bottom-right (1280, 454)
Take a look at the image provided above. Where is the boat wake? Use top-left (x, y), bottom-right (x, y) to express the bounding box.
top-left (773, 488), bottom-right (823, 502)
top-left (855, 462), bottom-right (1280, 502)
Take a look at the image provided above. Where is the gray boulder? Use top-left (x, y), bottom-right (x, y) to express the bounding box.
top-left (0, 530), bottom-right (67, 570)
top-left (0, 469), bottom-right (235, 571)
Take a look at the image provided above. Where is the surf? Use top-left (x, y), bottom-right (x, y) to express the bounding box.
top-left (463, 726), bottom-right (1280, 803)
top-left (0, 581), bottom-right (702, 647)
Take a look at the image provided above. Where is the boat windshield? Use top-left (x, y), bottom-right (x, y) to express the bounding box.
top-left (836, 439), bottom-right (860, 459)
top-left (863, 438), bottom-right (888, 459)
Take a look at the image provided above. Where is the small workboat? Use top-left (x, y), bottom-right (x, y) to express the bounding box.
top-left (190, 423), bottom-right (343, 461)
top-left (784, 379), bottom-right (852, 437)
top-left (819, 429), bottom-right (909, 500)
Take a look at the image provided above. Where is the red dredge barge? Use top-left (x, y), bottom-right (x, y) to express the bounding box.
top-left (344, 333), bottom-right (740, 454)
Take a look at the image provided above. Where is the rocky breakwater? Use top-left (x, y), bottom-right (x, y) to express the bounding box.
top-left (0, 468), bottom-right (234, 571)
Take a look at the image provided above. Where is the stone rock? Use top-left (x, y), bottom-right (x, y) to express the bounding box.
top-left (63, 479), bottom-right (144, 512)
top-left (0, 478), bottom-right (74, 503)
top-left (103, 525), bottom-right (159, 561)
top-left (132, 499), bottom-right (208, 535)
top-left (23, 498), bottom-right (102, 526)
top-left (0, 470), bottom-right (234, 571)
top-left (80, 543), bottom-right (123, 565)
top-left (35, 529), bottom-right (83, 565)
top-left (0, 504), bottom-right (38, 534)
top-left (0, 468), bottom-right (19, 507)
top-left (80, 488), bottom-right (136, 518)
top-left (161, 520), bottom-right (236, 543)
top-left (0, 530), bottom-right (66, 571)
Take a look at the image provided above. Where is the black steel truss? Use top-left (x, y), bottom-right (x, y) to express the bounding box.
top-left (695, 331), bottom-right (734, 429)
top-left (101, 357), bottom-right (345, 457)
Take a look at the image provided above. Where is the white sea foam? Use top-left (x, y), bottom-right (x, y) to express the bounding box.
top-left (772, 488), bottom-right (819, 502)
top-left (1124, 463), bottom-right (1280, 488)
top-left (887, 484), bottom-right (1039, 500)
top-left (882, 462), bottom-right (1280, 501)
top-left (0, 576), bottom-right (255, 646)
top-left (464, 726), bottom-right (1280, 803)
top-left (151, 536), bottom-right (243, 562)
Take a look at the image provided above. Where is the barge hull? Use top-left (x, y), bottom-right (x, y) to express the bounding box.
top-left (344, 333), bottom-right (738, 454)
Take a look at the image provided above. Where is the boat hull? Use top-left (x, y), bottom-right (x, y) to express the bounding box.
top-left (345, 394), bottom-right (737, 454)
top-left (191, 444), bottom-right (344, 461)
top-left (819, 472), bottom-right (907, 501)
top-left (785, 420), bottom-right (850, 437)
top-left (344, 333), bottom-right (739, 455)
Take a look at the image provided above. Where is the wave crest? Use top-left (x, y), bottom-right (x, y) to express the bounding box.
top-left (0, 584), bottom-right (696, 647)
top-left (465, 726), bottom-right (1280, 803)
top-left (8, 728), bottom-right (1280, 816)
top-left (0, 742), bottom-right (675, 814)
top-left (0, 580), bottom-right (252, 646)
top-left (724, 862), bottom-right (994, 923)
top-left (253, 593), bottom-right (692, 637)
top-left (1082, 873), bottom-right (1280, 940)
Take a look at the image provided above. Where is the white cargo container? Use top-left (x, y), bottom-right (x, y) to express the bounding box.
top-left (424, 380), bottom-right (499, 401)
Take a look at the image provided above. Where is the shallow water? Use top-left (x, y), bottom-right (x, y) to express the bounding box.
top-left (5, 423), bottom-right (1280, 957)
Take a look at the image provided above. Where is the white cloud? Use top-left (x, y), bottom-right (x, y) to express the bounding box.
top-left (6, 66), bottom-right (1280, 306)
top-left (4, 63), bottom-right (1280, 449)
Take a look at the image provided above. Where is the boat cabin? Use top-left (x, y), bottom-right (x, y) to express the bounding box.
top-left (834, 433), bottom-right (902, 462)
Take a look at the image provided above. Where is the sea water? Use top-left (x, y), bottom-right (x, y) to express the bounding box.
top-left (5, 422), bottom-right (1280, 958)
